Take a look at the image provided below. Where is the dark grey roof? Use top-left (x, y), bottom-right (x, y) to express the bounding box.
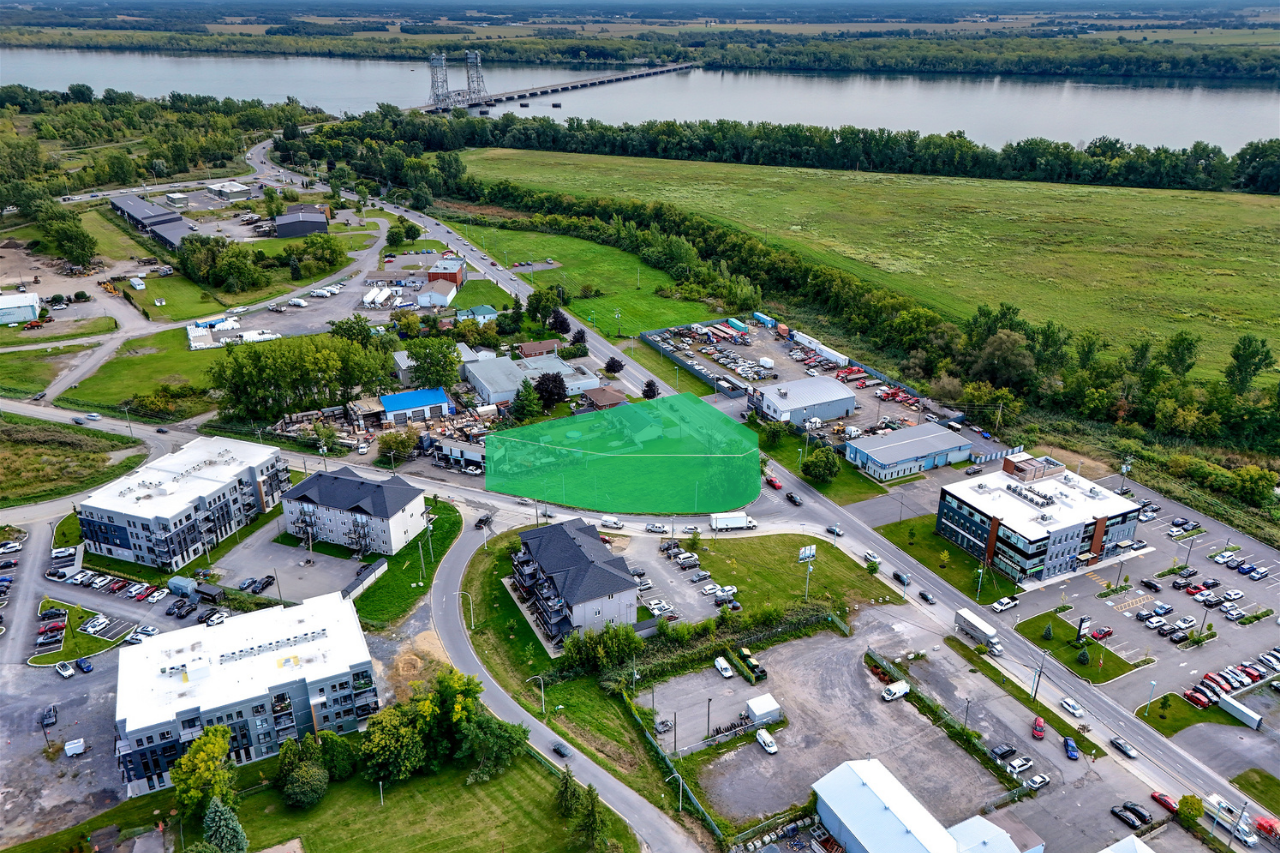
top-left (110, 194), bottom-right (181, 228)
top-left (283, 466), bottom-right (423, 519)
top-left (150, 219), bottom-right (195, 249)
top-left (275, 212), bottom-right (328, 225)
top-left (520, 518), bottom-right (635, 607)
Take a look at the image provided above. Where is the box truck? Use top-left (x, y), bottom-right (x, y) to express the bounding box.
top-left (955, 608), bottom-right (1005, 656)
top-left (709, 512), bottom-right (758, 531)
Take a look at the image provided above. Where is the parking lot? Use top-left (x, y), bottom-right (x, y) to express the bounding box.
top-left (619, 535), bottom-right (737, 626)
top-left (216, 518), bottom-right (367, 603)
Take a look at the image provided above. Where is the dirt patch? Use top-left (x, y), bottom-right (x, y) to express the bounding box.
top-left (381, 631), bottom-right (449, 703)
top-left (431, 200), bottom-right (531, 220)
top-left (122, 347), bottom-right (160, 357)
top-left (253, 838), bottom-right (306, 853)
top-left (1031, 445), bottom-right (1114, 480)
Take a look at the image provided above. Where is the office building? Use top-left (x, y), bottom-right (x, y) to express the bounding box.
top-left (114, 593), bottom-right (376, 796)
top-left (754, 377), bottom-right (856, 425)
top-left (208, 181), bottom-right (251, 201)
top-left (936, 452), bottom-right (1141, 582)
top-left (846, 422), bottom-right (972, 481)
top-left (283, 467), bottom-right (426, 556)
top-left (78, 438), bottom-right (287, 571)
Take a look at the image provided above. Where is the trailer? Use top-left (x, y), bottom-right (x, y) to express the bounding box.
top-left (955, 608), bottom-right (1004, 656)
top-left (727, 318), bottom-right (749, 333)
top-left (709, 511), bottom-right (758, 531)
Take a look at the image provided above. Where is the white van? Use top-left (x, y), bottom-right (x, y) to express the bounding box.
top-left (599, 516), bottom-right (623, 530)
top-left (714, 657), bottom-right (734, 678)
top-left (881, 680), bottom-right (910, 701)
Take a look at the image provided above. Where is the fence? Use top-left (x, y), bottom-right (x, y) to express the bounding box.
top-left (640, 326), bottom-right (746, 397)
top-left (340, 558), bottom-right (388, 600)
top-left (867, 647), bottom-right (963, 730)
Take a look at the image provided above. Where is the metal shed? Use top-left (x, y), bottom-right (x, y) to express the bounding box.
top-left (167, 576), bottom-right (198, 598)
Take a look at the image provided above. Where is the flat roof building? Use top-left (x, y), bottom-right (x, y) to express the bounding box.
top-left (78, 437), bottom-right (288, 571)
top-left (381, 387), bottom-right (451, 424)
top-left (846, 422), bottom-right (973, 481)
top-left (110, 194), bottom-right (182, 230)
top-left (114, 593), bottom-right (377, 796)
top-left (0, 292), bottom-right (40, 324)
top-left (755, 376), bottom-right (856, 425)
top-left (165, 193), bottom-right (188, 208)
top-left (283, 467), bottom-right (426, 555)
top-left (208, 181), bottom-right (251, 201)
top-left (428, 258), bottom-right (466, 284)
top-left (274, 212), bottom-right (328, 239)
top-left (286, 202), bottom-right (332, 219)
top-left (936, 452), bottom-right (1141, 582)
top-left (465, 355), bottom-right (600, 406)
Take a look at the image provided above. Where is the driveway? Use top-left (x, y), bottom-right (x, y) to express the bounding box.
top-left (216, 519), bottom-right (363, 603)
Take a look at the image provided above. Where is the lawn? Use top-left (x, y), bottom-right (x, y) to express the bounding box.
top-left (60, 328), bottom-right (221, 418)
top-left (877, 517), bottom-right (1023, 606)
top-left (29, 598), bottom-right (128, 665)
top-left (1015, 610), bottom-right (1136, 683)
top-left (618, 340), bottom-right (715, 397)
top-left (0, 344), bottom-right (96, 397)
top-left (462, 149), bottom-right (1280, 377)
top-left (236, 755), bottom-right (638, 853)
top-left (0, 316), bottom-right (117, 347)
top-left (453, 277), bottom-right (514, 311)
top-left (1138, 692), bottom-right (1249, 737)
top-left (127, 273), bottom-right (230, 322)
top-left (82, 208), bottom-right (153, 261)
top-left (756, 426), bottom-right (888, 505)
top-left (0, 413), bottom-right (144, 508)
top-left (352, 501), bottom-right (463, 626)
top-left (440, 220), bottom-right (716, 339)
top-left (694, 532), bottom-right (904, 611)
top-left (1232, 768), bottom-right (1280, 817)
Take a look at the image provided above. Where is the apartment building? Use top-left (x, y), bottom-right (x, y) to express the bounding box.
top-left (283, 467), bottom-right (426, 556)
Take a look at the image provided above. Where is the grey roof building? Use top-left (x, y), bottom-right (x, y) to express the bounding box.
top-left (465, 355), bottom-right (600, 405)
top-left (150, 218), bottom-right (198, 250)
top-left (513, 519), bottom-right (638, 641)
top-left (110, 195), bottom-right (182, 229)
top-left (755, 376), bottom-right (856, 425)
top-left (284, 467), bottom-right (421, 519)
top-left (283, 467), bottom-right (427, 555)
top-left (274, 212), bottom-right (329, 239)
top-left (845, 422), bottom-right (973, 481)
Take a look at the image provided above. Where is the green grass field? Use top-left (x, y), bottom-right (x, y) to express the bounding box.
top-left (130, 274), bottom-right (227, 322)
top-left (29, 598), bottom-right (127, 665)
top-left (0, 316), bottom-right (117, 346)
top-left (1015, 611), bottom-right (1136, 683)
top-left (352, 502), bottom-right (462, 625)
top-left (756, 427), bottom-right (888, 505)
top-left (462, 149), bottom-right (1280, 376)
top-left (237, 756), bottom-right (637, 853)
top-left (1139, 692), bottom-right (1249, 737)
top-left (0, 344), bottom-right (96, 397)
top-left (618, 341), bottom-right (715, 397)
top-left (81, 209), bottom-right (154, 261)
top-left (65, 328), bottom-right (220, 414)
top-left (441, 220), bottom-right (716, 339)
top-left (453, 278), bottom-right (514, 311)
top-left (0, 412), bottom-right (144, 507)
top-left (876, 517), bottom-right (1023, 605)
top-left (1232, 768), bottom-right (1280, 817)
top-left (1092, 27), bottom-right (1280, 46)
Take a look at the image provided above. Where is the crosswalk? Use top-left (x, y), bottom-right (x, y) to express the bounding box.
top-left (1111, 593), bottom-right (1154, 613)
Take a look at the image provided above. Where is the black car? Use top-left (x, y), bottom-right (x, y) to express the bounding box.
top-left (1178, 568), bottom-right (1198, 579)
top-left (1227, 558), bottom-right (1243, 570)
top-left (41, 704), bottom-right (57, 727)
top-left (39, 608), bottom-right (67, 620)
top-left (1171, 517), bottom-right (1189, 527)
top-left (1202, 594), bottom-right (1223, 607)
top-left (32, 391), bottom-right (46, 401)
top-left (785, 492), bottom-right (803, 506)
top-left (1169, 631), bottom-right (1189, 643)
top-left (552, 741), bottom-right (572, 758)
top-left (474, 514), bottom-right (493, 529)
top-left (1157, 624), bottom-right (1178, 636)
top-left (155, 427), bottom-right (169, 433)
top-left (165, 600), bottom-right (182, 616)
top-left (1140, 579), bottom-right (1162, 592)
top-left (1149, 505), bottom-right (1161, 513)
top-left (1111, 806), bottom-right (1142, 829)
top-left (259, 575), bottom-right (275, 590)
top-left (1172, 578), bottom-right (1193, 590)
top-left (71, 417), bottom-right (85, 425)
top-left (176, 603), bottom-right (197, 619)
top-left (990, 743), bottom-right (1017, 761)
top-left (197, 607), bottom-right (218, 623)
top-left (1135, 609), bottom-right (1154, 621)
top-left (1201, 578), bottom-right (1222, 590)
top-left (0, 559), bottom-right (17, 570)
top-left (919, 591), bottom-right (937, 604)
top-left (1182, 520), bottom-right (1201, 531)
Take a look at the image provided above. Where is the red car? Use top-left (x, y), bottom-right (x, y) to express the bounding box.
top-left (1186, 584), bottom-right (1206, 595)
top-left (1240, 666), bottom-right (1264, 682)
top-left (38, 622), bottom-right (66, 634)
top-left (764, 476), bottom-right (782, 490)
top-left (1151, 792), bottom-right (1179, 813)
top-left (135, 585), bottom-right (157, 601)
top-left (1031, 717), bottom-right (1045, 739)
top-left (1183, 690), bottom-right (1210, 708)
top-left (1090, 627), bottom-right (1113, 641)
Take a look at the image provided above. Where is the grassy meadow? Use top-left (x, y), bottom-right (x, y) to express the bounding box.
top-left (0, 413), bottom-right (144, 507)
top-left (0, 344), bottom-right (97, 397)
top-left (461, 149), bottom-right (1280, 376)
top-left (63, 328), bottom-right (221, 416)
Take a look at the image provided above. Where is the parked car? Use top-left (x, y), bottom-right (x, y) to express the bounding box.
top-left (756, 728), bottom-right (778, 754)
top-left (1111, 806), bottom-right (1142, 830)
top-left (54, 661), bottom-right (75, 679)
top-left (1031, 717), bottom-right (1045, 739)
top-left (990, 743), bottom-right (1016, 761)
top-left (238, 578), bottom-right (257, 591)
top-left (1140, 579), bottom-right (1162, 592)
top-left (1007, 757), bottom-right (1034, 775)
top-left (41, 704), bottom-right (57, 727)
top-left (1026, 774), bottom-right (1049, 791)
top-left (1151, 792), bottom-right (1178, 813)
top-left (1063, 737), bottom-right (1080, 760)
top-left (75, 657), bottom-right (93, 673)
top-left (1090, 627), bottom-right (1113, 641)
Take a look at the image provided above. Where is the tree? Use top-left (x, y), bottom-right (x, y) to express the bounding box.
top-left (555, 763), bottom-right (583, 817)
top-left (298, 732), bottom-right (323, 765)
top-left (262, 186), bottom-right (284, 218)
top-left (548, 308), bottom-right (572, 335)
top-left (46, 221), bottom-right (97, 266)
top-left (642, 379), bottom-right (659, 400)
top-left (800, 446), bottom-right (840, 483)
top-left (318, 731), bottom-right (357, 782)
top-left (604, 356), bottom-right (625, 375)
top-left (511, 378), bottom-right (542, 422)
top-left (455, 714), bottom-right (529, 784)
top-left (687, 529), bottom-right (701, 551)
top-left (971, 329), bottom-right (1036, 391)
top-left (1233, 464), bottom-right (1280, 507)
top-left (1042, 623), bottom-right (1054, 641)
top-left (289, 255), bottom-right (302, 280)
top-left (184, 843), bottom-right (221, 853)
top-left (170, 726), bottom-right (236, 820)
top-left (1224, 334), bottom-right (1275, 395)
top-left (1076, 649), bottom-right (1090, 666)
top-left (405, 336), bottom-right (462, 389)
top-left (510, 294), bottom-right (524, 325)
top-left (570, 328), bottom-right (587, 346)
top-left (758, 420), bottom-right (787, 449)
top-left (526, 288), bottom-right (559, 327)
top-left (534, 371), bottom-right (568, 410)
top-left (282, 762), bottom-right (329, 809)
top-left (574, 784), bottom-right (607, 851)
top-left (402, 221), bottom-right (422, 242)
top-left (361, 704), bottom-right (426, 782)
top-left (379, 426), bottom-right (419, 463)
top-left (1177, 794), bottom-right (1204, 829)
top-left (940, 550), bottom-right (951, 568)
top-left (202, 796), bottom-right (247, 853)
top-left (274, 737), bottom-right (301, 785)
top-left (385, 226), bottom-right (405, 248)
top-left (1160, 331), bottom-right (1201, 378)
top-left (327, 314), bottom-right (374, 349)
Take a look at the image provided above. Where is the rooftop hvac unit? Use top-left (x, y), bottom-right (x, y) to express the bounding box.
top-left (778, 389), bottom-right (788, 397)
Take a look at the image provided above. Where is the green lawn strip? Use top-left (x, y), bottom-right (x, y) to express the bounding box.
top-left (618, 341), bottom-right (715, 397)
top-left (54, 512), bottom-right (82, 548)
top-left (440, 219), bottom-right (714, 339)
top-left (453, 278), bottom-right (514, 311)
top-left (273, 531), bottom-right (303, 547)
top-left (1231, 768), bottom-right (1280, 817)
top-left (56, 328), bottom-right (221, 418)
top-left (944, 636), bottom-right (1109, 758)
top-left (1014, 611), bottom-right (1136, 683)
top-left (81, 208), bottom-right (155, 261)
top-left (0, 344), bottom-right (97, 398)
top-left (755, 427), bottom-right (888, 505)
top-left (352, 502), bottom-right (463, 626)
top-left (461, 527), bottom-right (677, 815)
top-left (128, 273), bottom-right (227, 323)
top-left (876, 518), bottom-right (1023, 606)
top-left (695, 533), bottom-right (903, 611)
top-left (236, 754), bottom-right (637, 853)
top-left (1137, 692), bottom-right (1249, 737)
top-left (29, 598), bottom-right (127, 665)
top-left (0, 316), bottom-right (118, 347)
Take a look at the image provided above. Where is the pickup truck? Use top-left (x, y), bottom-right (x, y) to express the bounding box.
top-left (990, 596), bottom-right (1020, 613)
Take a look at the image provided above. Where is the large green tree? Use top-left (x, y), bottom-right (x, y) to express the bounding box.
top-left (511, 377), bottom-right (542, 422)
top-left (360, 704), bottom-right (426, 783)
top-left (170, 726), bottom-right (236, 820)
top-left (455, 714), bottom-right (529, 784)
top-left (282, 761), bottom-right (329, 809)
top-left (574, 784), bottom-right (607, 851)
top-left (202, 796), bottom-right (247, 853)
top-left (1224, 334), bottom-right (1275, 395)
top-left (801, 445), bottom-right (841, 483)
top-left (404, 335), bottom-right (462, 389)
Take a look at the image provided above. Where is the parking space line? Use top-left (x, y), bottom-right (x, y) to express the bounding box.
top-left (1113, 594), bottom-right (1153, 612)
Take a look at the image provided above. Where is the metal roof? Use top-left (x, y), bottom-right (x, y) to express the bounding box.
top-left (759, 376), bottom-right (856, 411)
top-left (381, 387), bottom-right (448, 413)
top-left (150, 218), bottom-right (196, 248)
top-left (275, 212), bottom-right (327, 225)
top-left (110, 194), bottom-right (181, 227)
top-left (813, 760), bottom-right (957, 853)
top-left (848, 422), bottom-right (971, 465)
top-left (430, 258), bottom-right (465, 273)
top-left (948, 817), bottom-right (1020, 853)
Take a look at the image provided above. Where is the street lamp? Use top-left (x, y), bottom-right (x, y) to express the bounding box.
top-left (664, 773), bottom-right (684, 812)
top-left (456, 591), bottom-right (475, 629)
top-left (1144, 680), bottom-right (1157, 716)
top-left (526, 676), bottom-right (545, 715)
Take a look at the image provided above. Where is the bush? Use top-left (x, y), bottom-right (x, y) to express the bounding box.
top-left (1076, 649), bottom-right (1090, 666)
top-left (281, 761), bottom-right (329, 809)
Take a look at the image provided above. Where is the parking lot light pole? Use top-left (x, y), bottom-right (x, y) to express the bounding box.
top-left (1144, 680), bottom-right (1157, 716)
top-left (457, 591), bottom-right (475, 630)
top-left (665, 773), bottom-right (684, 812)
top-left (526, 676), bottom-right (545, 716)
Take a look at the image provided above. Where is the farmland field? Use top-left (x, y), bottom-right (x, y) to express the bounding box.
top-left (462, 149), bottom-right (1280, 376)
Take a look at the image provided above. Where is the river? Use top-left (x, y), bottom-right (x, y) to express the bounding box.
top-left (4, 47), bottom-right (1277, 150)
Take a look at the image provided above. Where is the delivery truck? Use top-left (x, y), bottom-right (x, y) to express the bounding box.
top-left (955, 608), bottom-right (1005, 656)
top-left (709, 512), bottom-right (758, 531)
top-left (881, 680), bottom-right (910, 701)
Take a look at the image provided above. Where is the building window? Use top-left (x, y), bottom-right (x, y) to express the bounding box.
top-left (236, 711), bottom-right (244, 720)
top-left (136, 738), bottom-right (144, 748)
top-left (322, 715), bottom-right (330, 724)
top-left (146, 735), bottom-right (154, 745)
top-left (594, 608), bottom-right (602, 617)
top-left (160, 731), bottom-right (172, 741)
top-left (253, 704), bottom-right (266, 716)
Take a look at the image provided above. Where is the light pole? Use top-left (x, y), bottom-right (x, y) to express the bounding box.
top-left (526, 676), bottom-right (545, 715)
top-left (1030, 648), bottom-right (1049, 704)
top-left (1144, 680), bottom-right (1157, 716)
top-left (963, 697), bottom-right (971, 731)
top-left (122, 405), bottom-right (134, 438)
top-left (457, 591), bottom-right (475, 629)
top-left (664, 773), bottom-right (684, 812)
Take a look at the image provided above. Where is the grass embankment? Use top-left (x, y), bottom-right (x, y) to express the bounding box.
top-left (58, 328), bottom-right (221, 419)
top-left (0, 344), bottom-right (96, 398)
top-left (756, 427), bottom-right (887, 505)
top-left (1232, 768), bottom-right (1280, 817)
top-left (693, 533), bottom-right (903, 611)
top-left (0, 316), bottom-right (117, 347)
top-left (0, 414), bottom-right (144, 508)
top-left (28, 598), bottom-right (127, 665)
top-left (452, 278), bottom-right (513, 311)
top-left (618, 341), bottom-right (715, 397)
top-left (945, 636), bottom-right (1108, 758)
top-left (353, 501), bottom-right (463, 626)
top-left (1014, 611), bottom-right (1136, 683)
top-left (461, 149), bottom-right (1280, 377)
top-left (1138, 692), bottom-right (1249, 737)
top-left (876, 518), bottom-right (1023, 606)
top-left (440, 220), bottom-right (715, 339)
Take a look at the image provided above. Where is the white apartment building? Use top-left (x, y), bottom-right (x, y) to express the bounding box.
top-left (78, 437), bottom-right (287, 571)
top-left (282, 467), bottom-right (426, 556)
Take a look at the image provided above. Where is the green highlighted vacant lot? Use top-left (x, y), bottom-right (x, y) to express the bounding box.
top-left (487, 394), bottom-right (759, 513)
top-left (1015, 611), bottom-right (1135, 683)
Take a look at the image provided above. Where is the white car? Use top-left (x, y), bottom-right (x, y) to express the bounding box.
top-left (864, 551), bottom-right (880, 564)
top-left (990, 597), bottom-right (1018, 613)
top-left (0, 542), bottom-right (23, 554)
top-left (135, 625), bottom-right (159, 636)
top-left (146, 589), bottom-right (168, 604)
top-left (719, 585), bottom-right (738, 597)
top-left (1026, 774), bottom-right (1050, 791)
top-left (714, 656), bottom-right (733, 678)
top-left (1223, 589), bottom-right (1243, 601)
top-left (206, 612), bottom-right (227, 626)
top-left (701, 584), bottom-right (721, 596)
top-left (288, 298), bottom-right (308, 307)
top-left (1145, 616), bottom-right (1167, 629)
top-left (756, 728), bottom-right (778, 754)
top-left (1061, 698), bottom-right (1085, 718)
top-left (1007, 757), bottom-right (1034, 774)
top-left (85, 413), bottom-right (101, 421)
top-left (1173, 616), bottom-right (1197, 630)
top-left (1214, 552), bottom-right (1235, 564)
top-left (226, 306), bottom-right (249, 315)
top-left (357, 444), bottom-right (369, 455)
top-left (55, 661), bottom-right (75, 679)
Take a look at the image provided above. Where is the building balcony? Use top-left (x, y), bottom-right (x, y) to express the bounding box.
top-left (179, 725), bottom-right (204, 743)
top-left (116, 739), bottom-right (132, 757)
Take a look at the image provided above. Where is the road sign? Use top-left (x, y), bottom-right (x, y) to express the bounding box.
top-left (798, 545), bottom-right (816, 563)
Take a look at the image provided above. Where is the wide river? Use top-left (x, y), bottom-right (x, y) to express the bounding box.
top-left (4, 47), bottom-right (1277, 150)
